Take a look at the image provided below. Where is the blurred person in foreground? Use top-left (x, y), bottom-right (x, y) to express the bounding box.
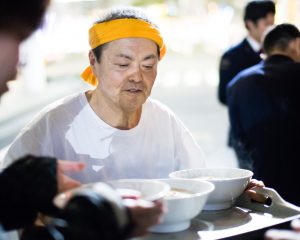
top-left (227, 23), bottom-right (300, 206)
top-left (0, 1), bottom-right (163, 239)
top-left (218, 0), bottom-right (275, 105)
top-left (0, 0), bottom-right (83, 232)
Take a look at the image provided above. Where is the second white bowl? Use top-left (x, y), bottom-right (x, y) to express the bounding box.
top-left (149, 178), bottom-right (214, 233)
top-left (169, 168), bottom-right (253, 210)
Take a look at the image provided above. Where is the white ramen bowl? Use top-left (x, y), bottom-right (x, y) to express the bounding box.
top-left (149, 179), bottom-right (214, 233)
top-left (169, 168), bottom-right (253, 210)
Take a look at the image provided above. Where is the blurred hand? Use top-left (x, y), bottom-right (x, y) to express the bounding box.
top-left (264, 219), bottom-right (300, 240)
top-left (57, 160), bottom-right (85, 193)
top-left (245, 179), bottom-right (267, 203)
top-left (291, 219), bottom-right (300, 232)
top-left (123, 199), bottom-right (164, 237)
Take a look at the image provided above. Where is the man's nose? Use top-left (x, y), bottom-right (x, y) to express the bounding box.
top-left (128, 65), bottom-right (143, 82)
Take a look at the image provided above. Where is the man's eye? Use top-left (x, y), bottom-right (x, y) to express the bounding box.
top-left (118, 64), bottom-right (129, 68)
top-left (144, 65), bottom-right (153, 69)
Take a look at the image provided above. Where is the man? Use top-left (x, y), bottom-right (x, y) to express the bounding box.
top-left (0, 2), bottom-right (163, 239)
top-left (2, 6), bottom-right (266, 213)
top-left (227, 23), bottom-right (300, 205)
top-left (3, 7), bottom-right (206, 182)
top-left (218, 0), bottom-right (275, 105)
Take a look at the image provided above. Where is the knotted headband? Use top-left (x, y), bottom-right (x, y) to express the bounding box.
top-left (81, 18), bottom-right (166, 86)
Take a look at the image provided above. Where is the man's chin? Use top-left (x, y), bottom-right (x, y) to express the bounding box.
top-left (0, 84), bottom-right (9, 99)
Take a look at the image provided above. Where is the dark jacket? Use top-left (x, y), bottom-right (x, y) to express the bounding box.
top-left (0, 155), bottom-right (58, 231)
top-left (0, 155), bottom-right (133, 240)
top-left (227, 55), bottom-right (300, 205)
top-left (219, 38), bottom-right (261, 105)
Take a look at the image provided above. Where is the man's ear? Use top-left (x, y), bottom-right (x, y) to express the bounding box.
top-left (246, 20), bottom-right (255, 32)
top-left (286, 38), bottom-right (300, 62)
top-left (89, 50), bottom-right (96, 66)
top-left (296, 38), bottom-right (300, 54)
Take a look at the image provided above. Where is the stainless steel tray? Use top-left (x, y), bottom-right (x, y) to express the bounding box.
top-left (137, 187), bottom-right (300, 240)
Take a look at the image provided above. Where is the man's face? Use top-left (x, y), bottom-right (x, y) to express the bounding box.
top-left (248, 13), bottom-right (275, 43)
top-left (295, 37), bottom-right (300, 62)
top-left (0, 33), bottom-right (20, 98)
top-left (90, 37), bottom-right (158, 113)
top-left (289, 37), bottom-right (300, 62)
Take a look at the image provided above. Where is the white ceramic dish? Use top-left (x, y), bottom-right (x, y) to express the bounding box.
top-left (149, 179), bottom-right (214, 233)
top-left (169, 168), bottom-right (253, 210)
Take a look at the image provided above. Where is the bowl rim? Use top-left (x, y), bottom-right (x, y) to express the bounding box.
top-left (169, 167), bottom-right (253, 182)
top-left (107, 179), bottom-right (171, 201)
top-left (157, 178), bottom-right (215, 200)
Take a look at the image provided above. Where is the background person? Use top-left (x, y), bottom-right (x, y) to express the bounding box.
top-left (227, 23), bottom-right (300, 205)
top-left (218, 0), bottom-right (275, 105)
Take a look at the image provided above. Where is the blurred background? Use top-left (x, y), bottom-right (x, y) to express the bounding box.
top-left (0, 0), bottom-right (299, 167)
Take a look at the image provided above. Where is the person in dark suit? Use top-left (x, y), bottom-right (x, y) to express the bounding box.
top-left (227, 23), bottom-right (300, 205)
top-left (218, 0), bottom-right (275, 105)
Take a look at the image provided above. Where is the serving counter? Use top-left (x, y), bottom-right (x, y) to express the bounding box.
top-left (138, 187), bottom-right (300, 240)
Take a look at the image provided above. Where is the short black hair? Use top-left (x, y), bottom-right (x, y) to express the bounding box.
top-left (244, 0), bottom-right (275, 24)
top-left (0, 0), bottom-right (49, 40)
top-left (95, 7), bottom-right (157, 26)
top-left (92, 7), bottom-right (160, 62)
top-left (263, 23), bottom-right (300, 55)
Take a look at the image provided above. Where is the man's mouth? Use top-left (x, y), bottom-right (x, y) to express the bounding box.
top-left (126, 88), bottom-right (142, 93)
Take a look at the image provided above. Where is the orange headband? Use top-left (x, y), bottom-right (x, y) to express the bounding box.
top-left (81, 18), bottom-right (166, 86)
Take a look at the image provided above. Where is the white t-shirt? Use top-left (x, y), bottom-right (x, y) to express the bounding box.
top-left (4, 92), bottom-right (206, 183)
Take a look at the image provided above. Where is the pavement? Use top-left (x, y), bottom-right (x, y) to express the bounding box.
top-left (152, 83), bottom-right (237, 168)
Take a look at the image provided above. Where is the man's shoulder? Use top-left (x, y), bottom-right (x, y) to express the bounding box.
top-left (41, 92), bottom-right (82, 114)
top-left (281, 61), bottom-right (300, 74)
top-left (143, 99), bottom-right (188, 133)
top-left (146, 98), bottom-right (170, 110)
top-left (27, 92), bottom-right (84, 125)
top-left (222, 38), bottom-right (248, 58)
top-left (145, 98), bottom-right (176, 117)
top-left (220, 39), bottom-right (252, 72)
top-left (228, 62), bottom-right (264, 88)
